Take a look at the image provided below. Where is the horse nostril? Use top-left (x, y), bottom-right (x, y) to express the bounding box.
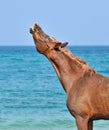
top-left (30, 27), bottom-right (34, 34)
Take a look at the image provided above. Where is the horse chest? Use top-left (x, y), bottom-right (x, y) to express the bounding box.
top-left (67, 91), bottom-right (88, 117)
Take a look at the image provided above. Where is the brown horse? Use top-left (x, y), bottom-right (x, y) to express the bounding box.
top-left (30, 23), bottom-right (109, 130)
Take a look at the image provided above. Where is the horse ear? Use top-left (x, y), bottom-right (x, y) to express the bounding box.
top-left (61, 42), bottom-right (68, 48)
top-left (54, 42), bottom-right (62, 50)
top-left (54, 42), bottom-right (68, 50)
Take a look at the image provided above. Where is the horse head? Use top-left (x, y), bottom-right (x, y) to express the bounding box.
top-left (30, 23), bottom-right (68, 55)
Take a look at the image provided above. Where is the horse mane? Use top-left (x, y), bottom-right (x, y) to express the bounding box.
top-left (61, 48), bottom-right (96, 75)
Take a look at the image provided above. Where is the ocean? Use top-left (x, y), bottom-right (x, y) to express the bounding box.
top-left (0, 46), bottom-right (109, 130)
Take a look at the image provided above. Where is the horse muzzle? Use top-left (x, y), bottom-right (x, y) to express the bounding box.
top-left (30, 23), bottom-right (39, 34)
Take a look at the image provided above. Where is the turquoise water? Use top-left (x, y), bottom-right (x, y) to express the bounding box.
top-left (0, 46), bottom-right (109, 130)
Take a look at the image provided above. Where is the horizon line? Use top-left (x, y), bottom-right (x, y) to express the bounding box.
top-left (0, 45), bottom-right (109, 46)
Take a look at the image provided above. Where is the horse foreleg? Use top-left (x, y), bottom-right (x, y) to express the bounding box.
top-left (88, 121), bottom-right (93, 130)
top-left (76, 116), bottom-right (88, 130)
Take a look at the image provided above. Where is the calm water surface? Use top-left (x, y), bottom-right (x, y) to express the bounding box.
top-left (0, 46), bottom-right (109, 130)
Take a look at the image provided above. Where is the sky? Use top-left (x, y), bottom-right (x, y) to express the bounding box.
top-left (0, 0), bottom-right (109, 46)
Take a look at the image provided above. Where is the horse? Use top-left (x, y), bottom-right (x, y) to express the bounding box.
top-left (30, 23), bottom-right (109, 130)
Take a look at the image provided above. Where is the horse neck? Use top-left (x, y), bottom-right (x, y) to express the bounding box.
top-left (46, 49), bottom-right (87, 93)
